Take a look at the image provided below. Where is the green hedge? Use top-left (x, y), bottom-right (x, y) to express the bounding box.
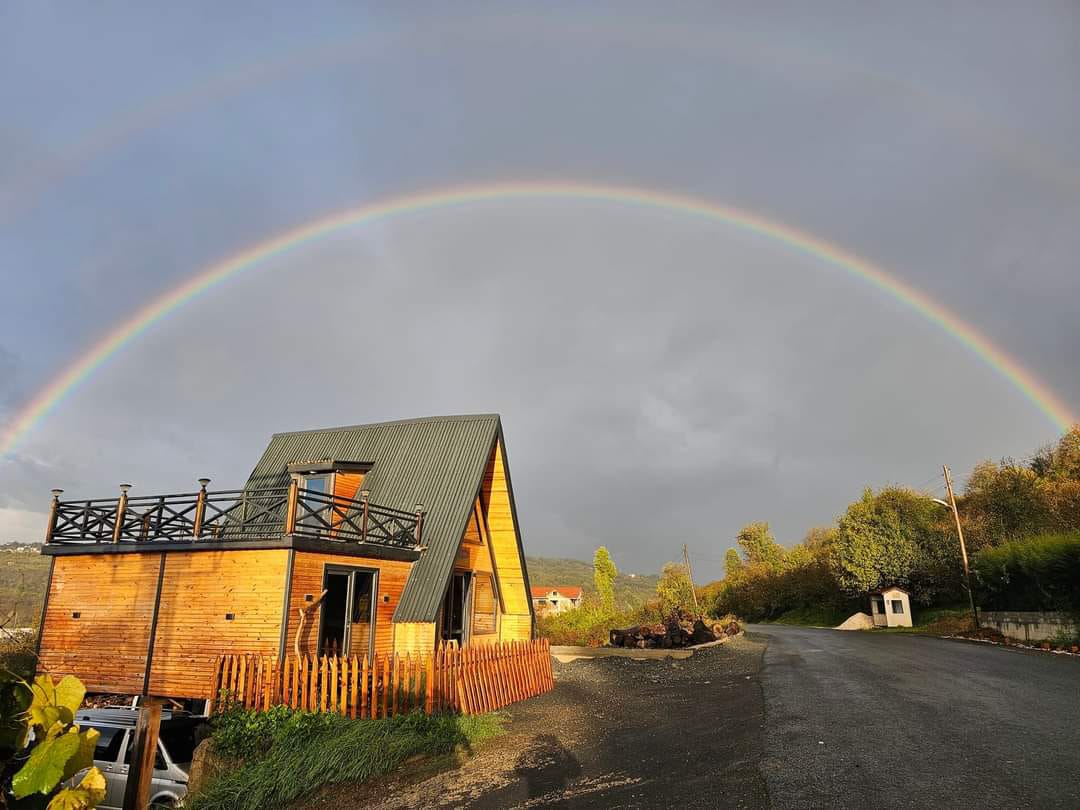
top-left (973, 531), bottom-right (1080, 612)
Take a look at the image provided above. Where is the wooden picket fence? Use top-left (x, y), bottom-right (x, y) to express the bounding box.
top-left (210, 639), bottom-right (554, 717)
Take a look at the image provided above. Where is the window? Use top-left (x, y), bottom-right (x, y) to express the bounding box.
top-left (93, 726), bottom-right (125, 764)
top-left (891, 599), bottom-right (904, 614)
top-left (318, 566), bottom-right (377, 659)
top-left (472, 573), bottom-right (497, 635)
top-left (297, 474), bottom-right (331, 530)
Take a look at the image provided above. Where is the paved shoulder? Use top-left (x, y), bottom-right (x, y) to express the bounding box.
top-left (368, 637), bottom-right (770, 809)
top-left (752, 624), bottom-right (1080, 810)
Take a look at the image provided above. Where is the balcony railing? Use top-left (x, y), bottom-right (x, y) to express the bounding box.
top-left (44, 480), bottom-right (425, 550)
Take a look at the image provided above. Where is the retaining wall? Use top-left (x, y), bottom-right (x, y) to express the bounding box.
top-left (979, 611), bottom-right (1077, 643)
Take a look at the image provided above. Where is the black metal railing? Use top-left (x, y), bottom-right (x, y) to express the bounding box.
top-left (44, 481), bottom-right (424, 550)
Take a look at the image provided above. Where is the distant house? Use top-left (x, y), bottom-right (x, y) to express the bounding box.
top-left (869, 586), bottom-right (912, 628)
top-left (531, 586), bottom-right (583, 616)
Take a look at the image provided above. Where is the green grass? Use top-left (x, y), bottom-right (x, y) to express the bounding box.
top-left (0, 546), bottom-right (49, 627)
top-left (763, 606), bottom-right (851, 627)
top-left (186, 709), bottom-right (505, 810)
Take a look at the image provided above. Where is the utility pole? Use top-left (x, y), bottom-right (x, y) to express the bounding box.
top-left (682, 544), bottom-right (700, 613)
top-left (943, 465), bottom-right (979, 631)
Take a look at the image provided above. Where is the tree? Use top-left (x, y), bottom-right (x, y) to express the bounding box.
top-left (656, 562), bottom-right (695, 612)
top-left (736, 522), bottom-right (786, 571)
top-left (592, 546), bottom-right (617, 609)
top-left (724, 548), bottom-right (744, 581)
top-left (830, 487), bottom-right (948, 598)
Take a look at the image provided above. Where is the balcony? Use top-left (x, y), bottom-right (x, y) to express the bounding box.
top-left (43, 480), bottom-right (425, 555)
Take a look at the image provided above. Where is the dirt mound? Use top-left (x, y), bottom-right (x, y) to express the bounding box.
top-left (835, 612), bottom-right (874, 631)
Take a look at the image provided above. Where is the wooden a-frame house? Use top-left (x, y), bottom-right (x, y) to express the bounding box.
top-left (36, 414), bottom-right (535, 702)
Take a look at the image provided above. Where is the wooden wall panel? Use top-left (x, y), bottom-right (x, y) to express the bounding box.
top-left (498, 614), bottom-right (533, 642)
top-left (38, 554), bottom-right (160, 695)
top-left (393, 622), bottom-right (436, 655)
top-left (454, 499), bottom-right (493, 574)
top-left (480, 439), bottom-right (533, 639)
top-left (148, 549), bottom-right (289, 698)
top-left (285, 551), bottom-right (413, 659)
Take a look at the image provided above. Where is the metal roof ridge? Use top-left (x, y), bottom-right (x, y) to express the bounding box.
top-left (270, 413), bottom-right (501, 438)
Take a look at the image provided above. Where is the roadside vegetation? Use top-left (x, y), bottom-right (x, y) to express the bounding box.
top-left (707, 426), bottom-right (1080, 626)
top-left (186, 707), bottom-right (504, 810)
top-left (538, 547), bottom-right (735, 646)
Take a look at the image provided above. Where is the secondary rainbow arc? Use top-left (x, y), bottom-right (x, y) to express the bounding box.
top-left (1, 181), bottom-right (1073, 457)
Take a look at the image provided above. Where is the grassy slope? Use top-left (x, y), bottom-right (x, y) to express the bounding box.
top-left (188, 710), bottom-right (504, 810)
top-left (0, 546), bottom-right (49, 626)
top-left (525, 556), bottom-right (659, 607)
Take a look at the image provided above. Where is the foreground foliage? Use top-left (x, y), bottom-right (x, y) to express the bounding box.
top-left (974, 532), bottom-right (1080, 613)
top-left (186, 708), bottom-right (504, 810)
top-left (2, 674), bottom-right (104, 810)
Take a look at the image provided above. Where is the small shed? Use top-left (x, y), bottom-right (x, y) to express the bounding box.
top-left (869, 586), bottom-right (912, 628)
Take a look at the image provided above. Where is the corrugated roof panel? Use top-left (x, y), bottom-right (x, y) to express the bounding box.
top-left (243, 414), bottom-right (500, 622)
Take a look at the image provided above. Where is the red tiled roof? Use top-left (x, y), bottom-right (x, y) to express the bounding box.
top-left (530, 586), bottom-right (583, 600)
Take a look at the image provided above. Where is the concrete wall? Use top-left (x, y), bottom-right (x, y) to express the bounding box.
top-left (979, 611), bottom-right (1078, 643)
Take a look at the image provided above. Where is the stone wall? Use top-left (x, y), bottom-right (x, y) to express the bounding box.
top-left (979, 611), bottom-right (1078, 643)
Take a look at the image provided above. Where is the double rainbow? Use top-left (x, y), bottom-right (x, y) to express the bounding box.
top-left (1, 181), bottom-right (1073, 456)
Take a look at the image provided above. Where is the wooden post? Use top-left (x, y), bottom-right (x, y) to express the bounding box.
top-left (284, 479), bottom-right (300, 535)
top-left (359, 490), bottom-right (370, 541)
top-left (943, 465), bottom-right (979, 630)
top-left (44, 489), bottom-right (63, 544)
top-left (682, 544), bottom-right (700, 612)
top-left (414, 503), bottom-right (425, 547)
top-left (192, 478), bottom-right (210, 538)
top-left (122, 697), bottom-right (163, 810)
top-left (112, 484), bottom-right (131, 543)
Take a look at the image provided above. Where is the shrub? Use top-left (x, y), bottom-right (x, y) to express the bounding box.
top-left (189, 709), bottom-right (503, 810)
top-left (973, 531), bottom-right (1080, 612)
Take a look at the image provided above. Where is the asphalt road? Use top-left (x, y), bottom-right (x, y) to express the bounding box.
top-left (751, 624), bottom-right (1080, 809)
top-left (355, 629), bottom-right (1078, 809)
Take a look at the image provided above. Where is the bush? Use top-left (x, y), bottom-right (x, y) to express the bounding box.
top-left (536, 596), bottom-right (672, 646)
top-left (188, 708), bottom-right (503, 810)
top-left (974, 531), bottom-right (1080, 612)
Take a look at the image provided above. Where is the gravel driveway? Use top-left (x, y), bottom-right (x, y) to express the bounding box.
top-left (362, 636), bottom-right (770, 809)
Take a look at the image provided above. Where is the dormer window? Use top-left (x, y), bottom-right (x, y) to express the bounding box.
top-left (288, 460), bottom-right (373, 531)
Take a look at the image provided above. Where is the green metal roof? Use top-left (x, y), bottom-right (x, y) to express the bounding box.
top-left (244, 414), bottom-right (504, 622)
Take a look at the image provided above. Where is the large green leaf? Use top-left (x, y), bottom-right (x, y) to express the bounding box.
top-left (52, 678), bottom-right (85, 719)
top-left (11, 729), bottom-right (81, 798)
top-left (61, 727), bottom-right (100, 783)
top-left (47, 767), bottom-right (106, 810)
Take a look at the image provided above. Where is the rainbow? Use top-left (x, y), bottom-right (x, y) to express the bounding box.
top-left (1, 181), bottom-right (1073, 456)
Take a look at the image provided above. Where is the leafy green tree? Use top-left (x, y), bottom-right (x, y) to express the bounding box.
top-left (736, 522), bottom-right (786, 571)
top-left (724, 548), bottom-right (744, 581)
top-left (656, 562), bottom-right (696, 612)
top-left (592, 546), bottom-right (617, 609)
top-left (831, 487), bottom-right (944, 596)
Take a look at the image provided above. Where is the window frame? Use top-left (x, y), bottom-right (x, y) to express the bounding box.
top-left (317, 564), bottom-right (380, 662)
top-left (890, 599), bottom-right (904, 614)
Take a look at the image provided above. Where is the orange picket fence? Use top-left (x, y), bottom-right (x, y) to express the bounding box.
top-left (209, 638), bottom-right (554, 717)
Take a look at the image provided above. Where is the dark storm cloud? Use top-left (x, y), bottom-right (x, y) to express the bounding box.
top-left (1, 2), bottom-right (1077, 574)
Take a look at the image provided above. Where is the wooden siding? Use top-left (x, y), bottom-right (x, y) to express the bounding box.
top-left (393, 622), bottom-right (436, 655)
top-left (148, 549), bottom-right (289, 698)
top-left (38, 554), bottom-right (160, 694)
top-left (285, 551), bottom-right (413, 659)
top-left (479, 440), bottom-right (533, 640)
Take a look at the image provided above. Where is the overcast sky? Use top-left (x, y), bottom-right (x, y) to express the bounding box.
top-left (1, 3), bottom-right (1078, 579)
